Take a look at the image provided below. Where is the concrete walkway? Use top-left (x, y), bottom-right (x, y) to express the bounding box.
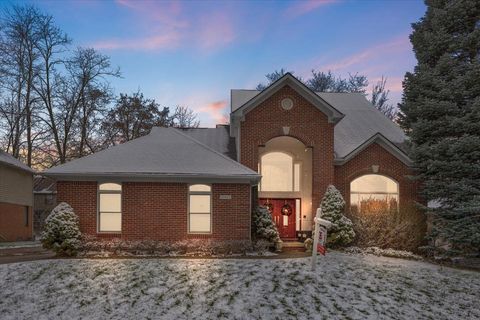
top-left (0, 245), bottom-right (55, 265)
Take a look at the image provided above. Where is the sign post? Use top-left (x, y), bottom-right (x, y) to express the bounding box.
top-left (311, 207), bottom-right (332, 271)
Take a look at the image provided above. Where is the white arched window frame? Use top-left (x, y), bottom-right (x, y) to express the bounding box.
top-left (98, 182), bottom-right (122, 232)
top-left (259, 151), bottom-right (301, 192)
top-left (350, 174), bottom-right (399, 213)
top-left (188, 184), bottom-right (212, 233)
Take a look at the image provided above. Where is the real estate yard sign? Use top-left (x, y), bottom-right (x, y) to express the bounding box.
top-left (317, 225), bottom-right (327, 256)
top-left (311, 207), bottom-right (332, 271)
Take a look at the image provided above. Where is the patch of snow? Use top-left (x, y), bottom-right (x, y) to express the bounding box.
top-left (0, 252), bottom-right (478, 319)
top-left (345, 246), bottom-right (423, 260)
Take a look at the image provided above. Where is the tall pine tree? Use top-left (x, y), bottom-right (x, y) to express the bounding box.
top-left (399, 0), bottom-right (480, 255)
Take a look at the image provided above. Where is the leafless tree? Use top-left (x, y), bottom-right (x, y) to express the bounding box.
top-left (0, 5), bottom-right (42, 165)
top-left (172, 105), bottom-right (200, 128)
top-left (371, 76), bottom-right (397, 120)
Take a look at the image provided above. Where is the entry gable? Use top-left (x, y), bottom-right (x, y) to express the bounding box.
top-left (335, 133), bottom-right (413, 166)
top-left (231, 73), bottom-right (344, 124)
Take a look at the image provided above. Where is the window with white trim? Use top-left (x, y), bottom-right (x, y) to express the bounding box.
top-left (259, 152), bottom-right (301, 192)
top-left (350, 174), bottom-right (399, 214)
top-left (188, 184), bottom-right (211, 233)
top-left (98, 183), bottom-right (122, 232)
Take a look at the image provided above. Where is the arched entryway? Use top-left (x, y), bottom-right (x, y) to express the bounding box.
top-left (258, 136), bottom-right (312, 240)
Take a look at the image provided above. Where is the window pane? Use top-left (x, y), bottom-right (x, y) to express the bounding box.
top-left (294, 163), bottom-right (301, 192)
top-left (261, 152), bottom-right (293, 191)
top-left (99, 212), bottom-right (121, 232)
top-left (99, 183), bottom-right (122, 191)
top-left (189, 184), bottom-right (211, 192)
top-left (189, 214), bottom-right (211, 232)
top-left (189, 195), bottom-right (211, 213)
top-left (350, 174), bottom-right (399, 214)
top-left (99, 193), bottom-right (121, 212)
top-left (350, 175), bottom-right (397, 193)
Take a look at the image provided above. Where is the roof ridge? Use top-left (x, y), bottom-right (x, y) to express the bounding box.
top-left (171, 128), bottom-right (259, 175)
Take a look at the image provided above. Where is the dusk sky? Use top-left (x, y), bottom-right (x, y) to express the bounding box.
top-left (5, 0), bottom-right (426, 127)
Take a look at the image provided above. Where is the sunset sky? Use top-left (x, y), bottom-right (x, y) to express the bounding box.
top-left (5, 0), bottom-right (426, 126)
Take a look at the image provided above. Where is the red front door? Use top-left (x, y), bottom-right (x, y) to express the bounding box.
top-left (259, 198), bottom-right (296, 239)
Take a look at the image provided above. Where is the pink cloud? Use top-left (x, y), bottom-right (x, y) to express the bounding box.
top-left (92, 32), bottom-right (181, 51)
top-left (199, 100), bottom-right (229, 124)
top-left (286, 0), bottom-right (339, 19)
top-left (321, 36), bottom-right (411, 72)
top-left (92, 0), bottom-right (236, 53)
top-left (196, 11), bottom-right (235, 51)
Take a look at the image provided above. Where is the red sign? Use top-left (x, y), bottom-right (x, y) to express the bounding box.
top-left (317, 227), bottom-right (327, 256)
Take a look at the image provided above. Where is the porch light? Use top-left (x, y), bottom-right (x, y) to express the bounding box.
top-left (372, 165), bottom-right (380, 173)
top-left (282, 126), bottom-right (290, 135)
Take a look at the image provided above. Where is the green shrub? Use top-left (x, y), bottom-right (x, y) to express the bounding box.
top-left (321, 185), bottom-right (355, 247)
top-left (252, 206), bottom-right (280, 243)
top-left (41, 202), bottom-right (82, 256)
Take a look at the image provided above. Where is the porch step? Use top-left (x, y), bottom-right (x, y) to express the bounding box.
top-left (282, 241), bottom-right (305, 252)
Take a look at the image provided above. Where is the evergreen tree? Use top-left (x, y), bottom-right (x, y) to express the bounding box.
top-left (320, 185), bottom-right (355, 247)
top-left (41, 202), bottom-right (82, 256)
top-left (398, 0), bottom-right (480, 255)
top-left (252, 206), bottom-right (280, 243)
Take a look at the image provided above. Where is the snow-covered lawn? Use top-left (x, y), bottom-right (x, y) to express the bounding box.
top-left (0, 252), bottom-right (478, 320)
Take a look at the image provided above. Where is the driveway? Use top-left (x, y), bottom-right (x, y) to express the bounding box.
top-left (0, 244), bottom-right (55, 265)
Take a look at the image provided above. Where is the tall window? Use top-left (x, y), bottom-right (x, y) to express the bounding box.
top-left (260, 152), bottom-right (300, 192)
top-left (98, 183), bottom-right (122, 232)
top-left (350, 175), bottom-right (399, 214)
top-left (188, 184), bottom-right (211, 233)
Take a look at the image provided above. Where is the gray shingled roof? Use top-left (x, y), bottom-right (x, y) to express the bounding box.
top-left (45, 127), bottom-right (259, 183)
top-left (318, 92), bottom-right (408, 158)
top-left (180, 126), bottom-right (236, 160)
top-left (0, 150), bottom-right (34, 173)
top-left (230, 89), bottom-right (409, 161)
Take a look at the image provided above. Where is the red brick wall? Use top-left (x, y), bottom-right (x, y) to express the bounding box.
top-left (0, 202), bottom-right (32, 241)
top-left (239, 85), bottom-right (335, 209)
top-left (56, 181), bottom-right (251, 241)
top-left (334, 143), bottom-right (422, 211)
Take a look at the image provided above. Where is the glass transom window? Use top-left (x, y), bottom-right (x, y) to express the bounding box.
top-left (260, 152), bottom-right (300, 192)
top-left (98, 183), bottom-right (122, 232)
top-left (350, 175), bottom-right (399, 214)
top-left (188, 184), bottom-right (212, 233)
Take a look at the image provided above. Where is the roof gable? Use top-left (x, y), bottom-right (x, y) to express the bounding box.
top-left (231, 73), bottom-right (344, 124)
top-left (45, 127), bottom-right (259, 183)
top-left (230, 88), bottom-right (411, 165)
top-left (334, 133), bottom-right (412, 166)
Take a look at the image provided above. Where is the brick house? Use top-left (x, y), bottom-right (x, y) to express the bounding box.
top-left (0, 150), bottom-right (34, 241)
top-left (45, 74), bottom-right (422, 242)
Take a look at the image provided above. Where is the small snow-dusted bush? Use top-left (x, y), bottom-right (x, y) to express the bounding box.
top-left (321, 185), bottom-right (355, 247)
top-left (252, 206), bottom-right (280, 243)
top-left (41, 202), bottom-right (81, 256)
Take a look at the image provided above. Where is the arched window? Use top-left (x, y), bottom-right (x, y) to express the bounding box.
top-left (350, 174), bottom-right (398, 214)
top-left (260, 152), bottom-right (300, 192)
top-left (98, 182), bottom-right (122, 232)
top-left (188, 184), bottom-right (212, 233)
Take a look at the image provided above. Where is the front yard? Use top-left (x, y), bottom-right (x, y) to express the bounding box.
top-left (0, 252), bottom-right (478, 319)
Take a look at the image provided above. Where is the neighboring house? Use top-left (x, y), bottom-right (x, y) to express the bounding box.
top-left (33, 175), bottom-right (57, 236)
top-left (45, 74), bottom-right (422, 242)
top-left (0, 150), bottom-right (34, 242)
